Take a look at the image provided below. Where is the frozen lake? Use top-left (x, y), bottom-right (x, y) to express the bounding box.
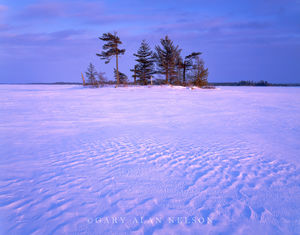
top-left (0, 85), bottom-right (300, 234)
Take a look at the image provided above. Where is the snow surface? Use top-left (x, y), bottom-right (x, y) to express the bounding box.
top-left (0, 85), bottom-right (300, 235)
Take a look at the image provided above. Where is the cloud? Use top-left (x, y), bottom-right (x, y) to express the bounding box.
top-left (16, 1), bottom-right (105, 21)
top-left (0, 4), bottom-right (8, 21)
top-left (0, 24), bottom-right (11, 31)
top-left (1, 0), bottom-right (300, 84)
top-left (49, 29), bottom-right (87, 40)
top-left (15, 1), bottom-right (194, 26)
top-left (18, 2), bottom-right (64, 19)
top-left (8, 0), bottom-right (300, 49)
top-left (0, 4), bottom-right (8, 12)
top-left (229, 21), bottom-right (270, 30)
top-left (0, 29), bottom-right (88, 46)
top-left (150, 18), bottom-right (267, 34)
top-left (144, 16), bottom-right (300, 47)
top-left (0, 30), bottom-right (99, 67)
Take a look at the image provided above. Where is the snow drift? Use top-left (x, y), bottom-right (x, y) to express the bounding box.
top-left (0, 85), bottom-right (299, 234)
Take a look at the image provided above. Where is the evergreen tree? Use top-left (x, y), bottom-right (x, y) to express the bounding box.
top-left (154, 36), bottom-right (181, 84)
top-left (114, 69), bottom-right (128, 85)
top-left (191, 56), bottom-right (208, 87)
top-left (130, 65), bottom-right (138, 85)
top-left (85, 63), bottom-right (98, 87)
top-left (174, 55), bottom-right (184, 85)
top-left (182, 52), bottom-right (202, 85)
top-left (133, 40), bottom-right (155, 85)
top-left (96, 32), bottom-right (125, 86)
top-left (98, 71), bottom-right (106, 87)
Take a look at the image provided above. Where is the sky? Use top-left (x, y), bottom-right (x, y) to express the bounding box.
top-left (0, 0), bottom-right (300, 84)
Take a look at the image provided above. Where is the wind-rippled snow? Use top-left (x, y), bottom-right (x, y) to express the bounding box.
top-left (0, 85), bottom-right (300, 235)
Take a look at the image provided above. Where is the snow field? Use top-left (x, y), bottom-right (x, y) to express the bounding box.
top-left (0, 85), bottom-right (299, 234)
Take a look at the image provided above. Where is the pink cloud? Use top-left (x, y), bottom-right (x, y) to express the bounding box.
top-left (18, 2), bottom-right (64, 19)
top-left (0, 4), bottom-right (8, 12)
top-left (17, 1), bottom-right (106, 20)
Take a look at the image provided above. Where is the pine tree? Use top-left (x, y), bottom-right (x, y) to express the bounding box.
top-left (114, 69), bottom-right (128, 85)
top-left (96, 32), bottom-right (125, 86)
top-left (85, 63), bottom-right (98, 87)
top-left (191, 57), bottom-right (208, 87)
top-left (174, 55), bottom-right (183, 85)
top-left (130, 65), bottom-right (138, 85)
top-left (154, 36), bottom-right (181, 84)
top-left (182, 52), bottom-right (202, 85)
top-left (98, 72), bottom-right (106, 87)
top-left (133, 40), bottom-right (155, 85)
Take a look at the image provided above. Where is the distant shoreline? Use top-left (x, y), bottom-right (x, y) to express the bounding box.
top-left (210, 82), bottom-right (300, 87)
top-left (1, 82), bottom-right (300, 87)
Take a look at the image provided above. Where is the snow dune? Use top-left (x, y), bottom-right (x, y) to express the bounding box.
top-left (0, 85), bottom-right (299, 234)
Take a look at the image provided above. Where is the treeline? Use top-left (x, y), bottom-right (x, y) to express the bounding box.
top-left (83, 32), bottom-right (209, 88)
top-left (210, 81), bottom-right (300, 86)
top-left (237, 80), bottom-right (270, 86)
top-left (211, 80), bottom-right (271, 86)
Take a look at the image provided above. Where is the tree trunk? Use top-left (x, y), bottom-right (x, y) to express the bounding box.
top-left (166, 68), bottom-right (169, 84)
top-left (143, 73), bottom-right (146, 85)
top-left (81, 72), bottom-right (86, 86)
top-left (116, 53), bottom-right (119, 86)
top-left (134, 68), bottom-right (136, 85)
top-left (183, 65), bottom-right (186, 85)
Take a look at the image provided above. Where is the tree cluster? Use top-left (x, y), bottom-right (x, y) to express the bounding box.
top-left (84, 63), bottom-right (106, 87)
top-left (84, 32), bottom-right (209, 88)
top-left (237, 80), bottom-right (270, 86)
